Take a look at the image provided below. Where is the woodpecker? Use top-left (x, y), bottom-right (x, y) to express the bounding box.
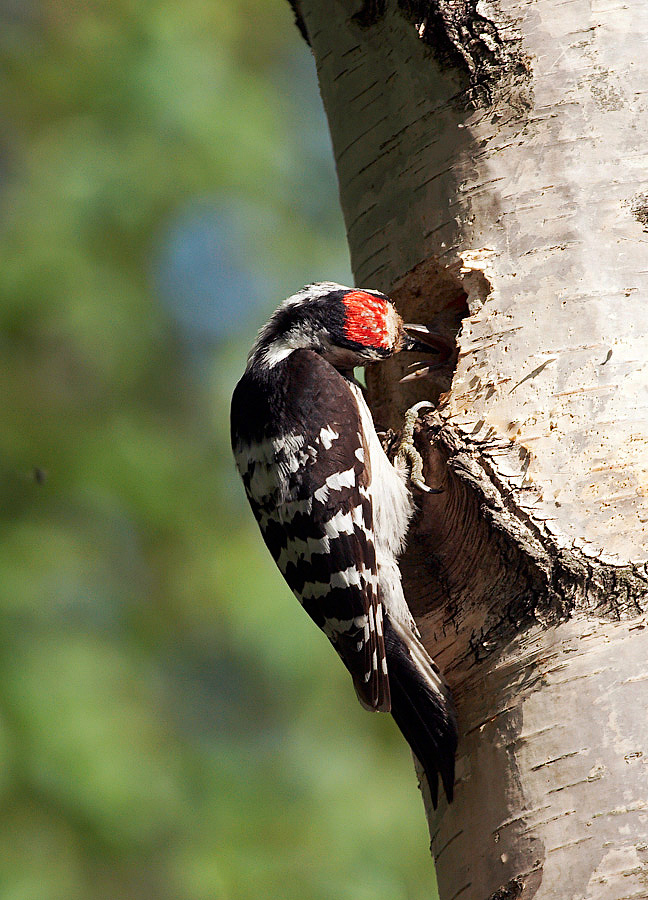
top-left (230, 282), bottom-right (457, 806)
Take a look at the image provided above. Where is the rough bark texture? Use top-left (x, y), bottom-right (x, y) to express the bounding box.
top-left (291, 0), bottom-right (648, 896)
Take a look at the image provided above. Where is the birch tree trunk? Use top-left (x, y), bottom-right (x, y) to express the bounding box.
top-left (288, 0), bottom-right (648, 897)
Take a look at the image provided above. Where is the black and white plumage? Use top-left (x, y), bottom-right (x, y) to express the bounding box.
top-left (230, 282), bottom-right (457, 805)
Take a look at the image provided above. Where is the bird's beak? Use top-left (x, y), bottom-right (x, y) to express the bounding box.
top-left (401, 324), bottom-right (442, 355)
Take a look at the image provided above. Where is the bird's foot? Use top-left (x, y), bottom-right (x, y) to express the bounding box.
top-left (394, 401), bottom-right (442, 494)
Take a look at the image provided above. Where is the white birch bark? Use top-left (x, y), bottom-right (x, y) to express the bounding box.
top-left (289, 0), bottom-right (648, 896)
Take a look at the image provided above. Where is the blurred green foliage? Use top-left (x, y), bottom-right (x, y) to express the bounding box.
top-left (0, 0), bottom-right (438, 897)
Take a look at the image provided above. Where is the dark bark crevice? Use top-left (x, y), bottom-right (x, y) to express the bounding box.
top-left (286, 0), bottom-right (310, 43)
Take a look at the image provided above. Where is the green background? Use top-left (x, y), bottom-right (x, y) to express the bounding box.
top-left (1, 0), bottom-right (439, 897)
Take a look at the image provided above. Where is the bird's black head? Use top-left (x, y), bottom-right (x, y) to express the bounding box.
top-left (247, 282), bottom-right (418, 372)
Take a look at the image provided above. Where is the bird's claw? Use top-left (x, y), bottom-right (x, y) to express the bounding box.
top-left (394, 402), bottom-right (443, 494)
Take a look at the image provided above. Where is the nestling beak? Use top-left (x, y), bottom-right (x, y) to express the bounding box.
top-left (401, 324), bottom-right (442, 355)
top-left (400, 324), bottom-right (452, 383)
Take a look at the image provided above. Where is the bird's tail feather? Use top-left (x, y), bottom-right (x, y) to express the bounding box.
top-left (384, 615), bottom-right (457, 808)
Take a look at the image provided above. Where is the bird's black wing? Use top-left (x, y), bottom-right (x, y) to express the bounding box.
top-left (231, 349), bottom-right (390, 711)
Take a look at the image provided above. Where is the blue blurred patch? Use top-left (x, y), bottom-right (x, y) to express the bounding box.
top-left (153, 197), bottom-right (277, 341)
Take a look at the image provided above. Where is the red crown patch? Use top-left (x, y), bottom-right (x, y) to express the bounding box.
top-left (342, 290), bottom-right (391, 348)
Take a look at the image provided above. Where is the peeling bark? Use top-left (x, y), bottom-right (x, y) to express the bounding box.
top-left (287, 0), bottom-right (648, 896)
